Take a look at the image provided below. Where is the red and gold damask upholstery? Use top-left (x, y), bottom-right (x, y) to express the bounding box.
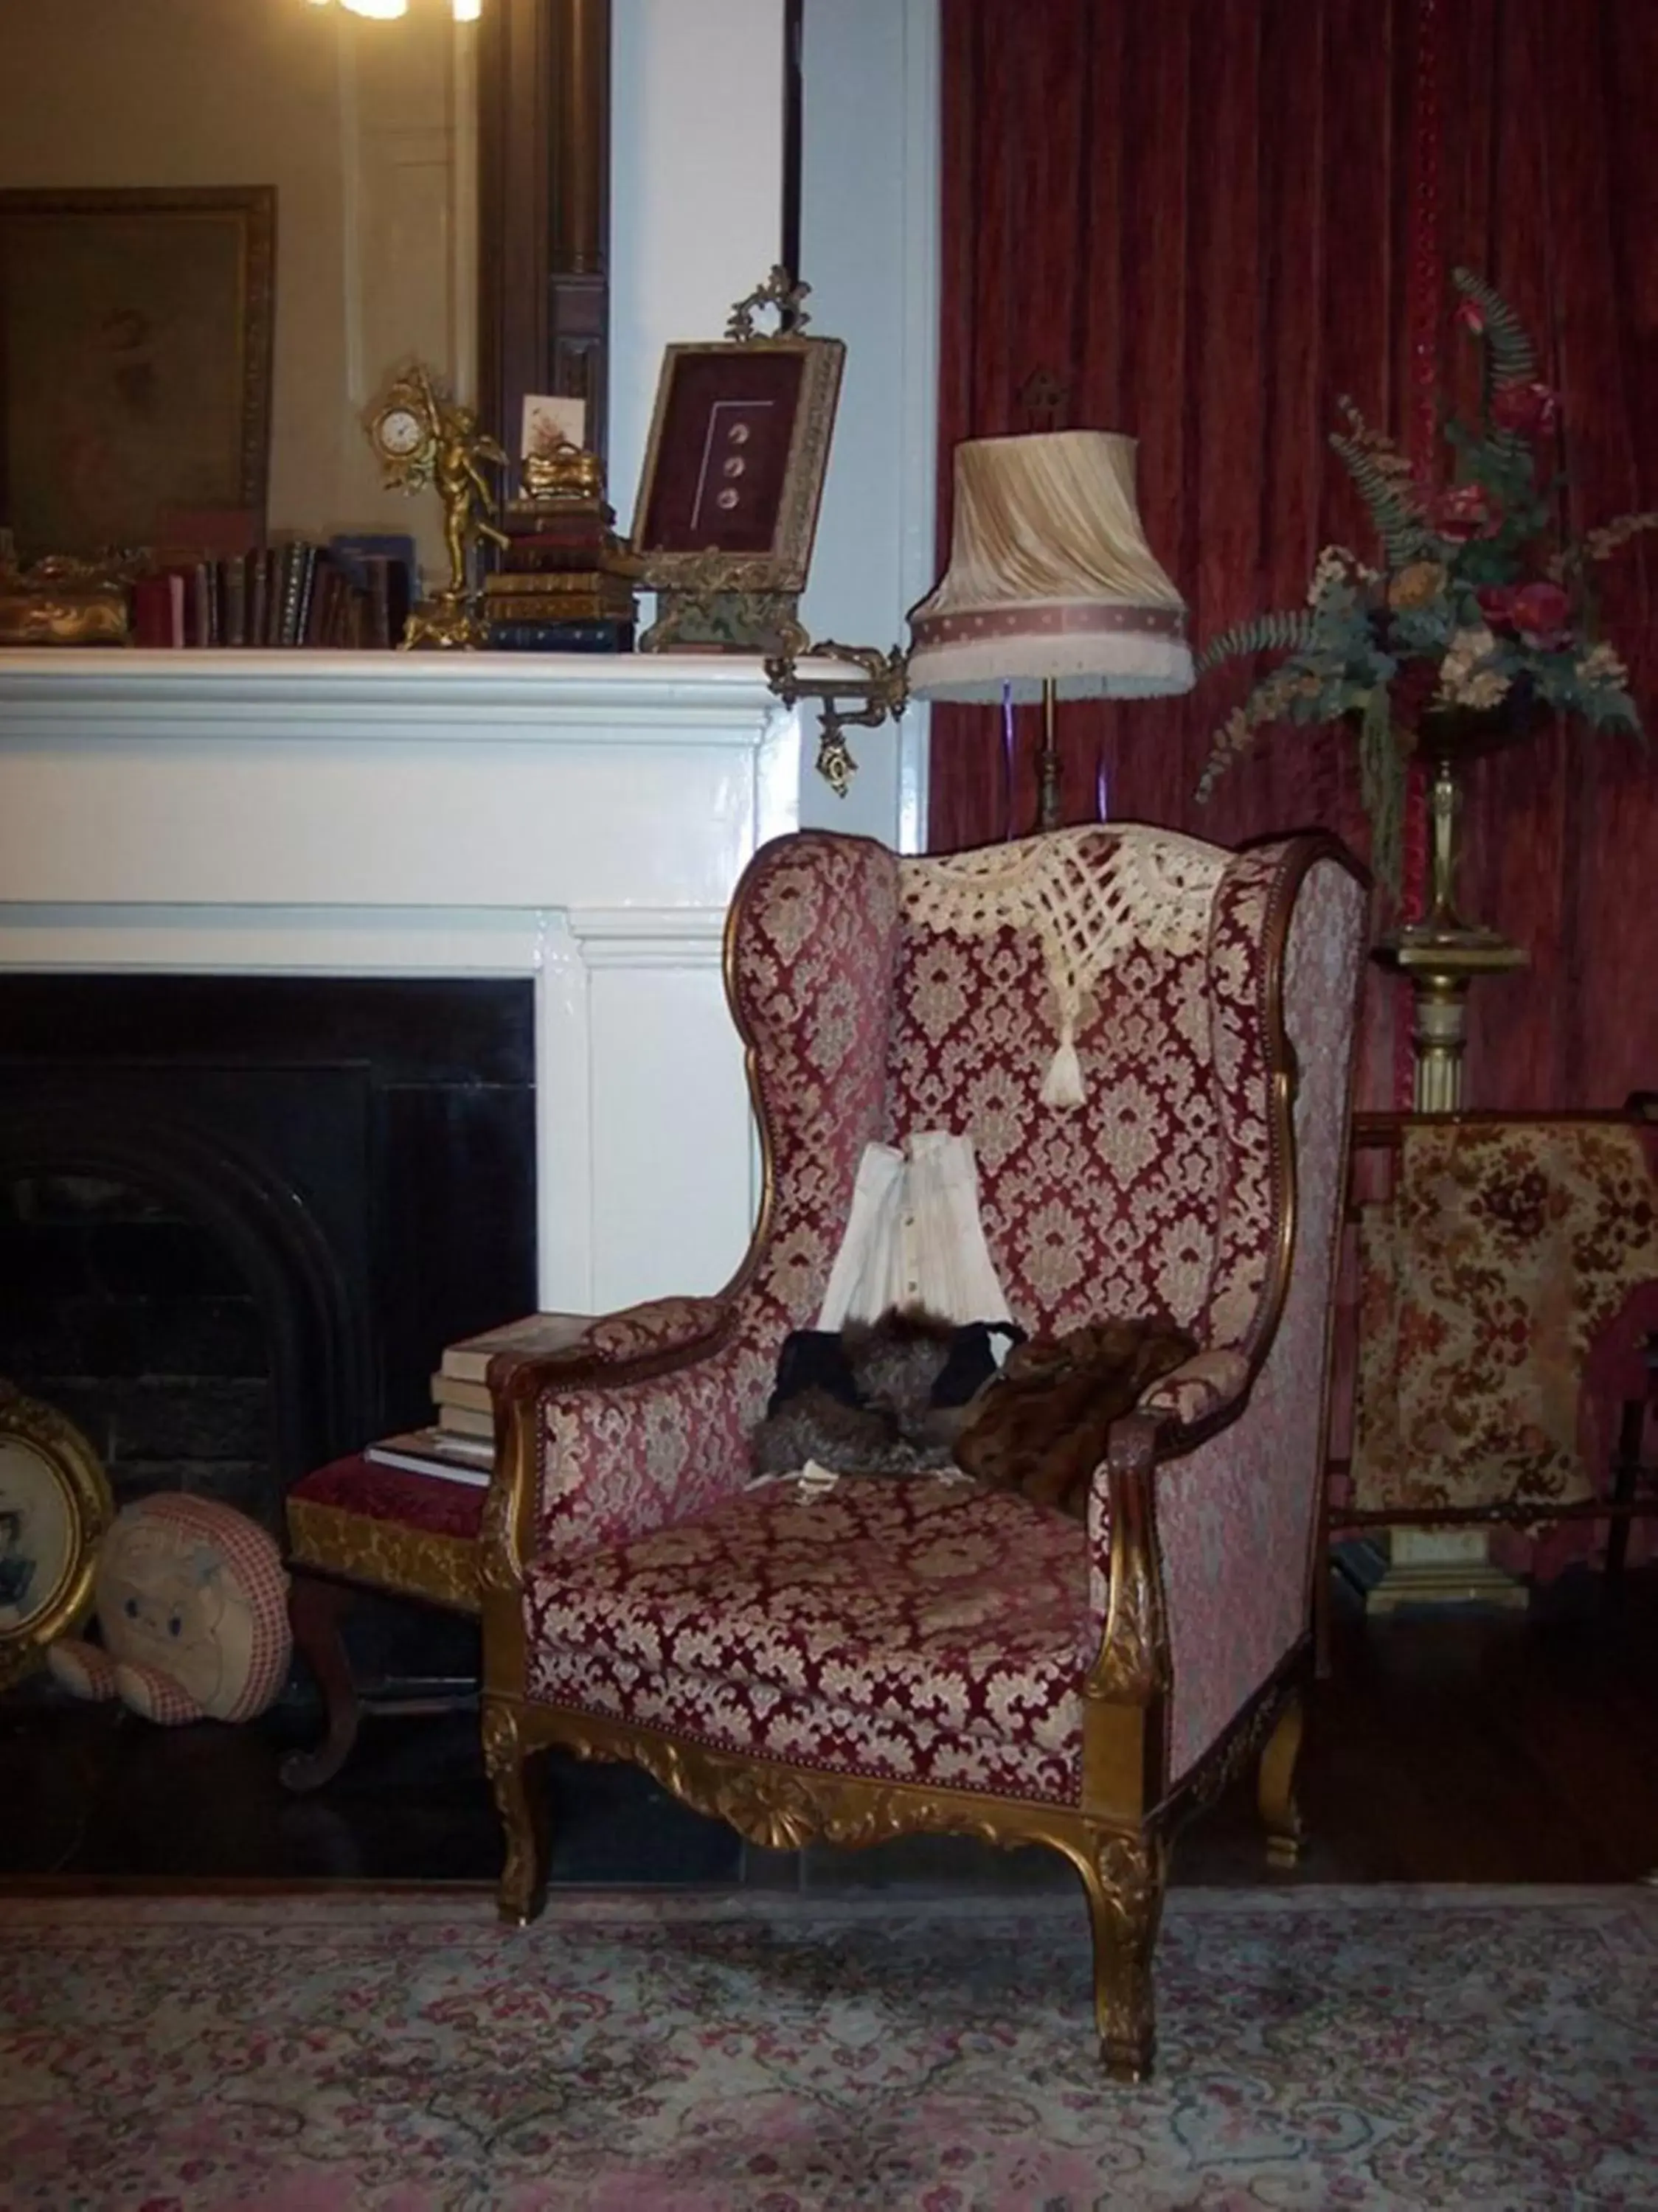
top-left (526, 1475), bottom-right (1090, 1803)
top-left (506, 826), bottom-right (1367, 1814)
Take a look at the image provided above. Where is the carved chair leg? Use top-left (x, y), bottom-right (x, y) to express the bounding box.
top-left (483, 1697), bottom-right (552, 1926)
top-left (1258, 1688), bottom-right (1305, 1868)
top-left (1075, 1826), bottom-right (1169, 2082)
top-left (280, 1573), bottom-right (363, 1793)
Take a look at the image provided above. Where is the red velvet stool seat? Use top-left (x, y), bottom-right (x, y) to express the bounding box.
top-left (282, 1453), bottom-right (484, 1789)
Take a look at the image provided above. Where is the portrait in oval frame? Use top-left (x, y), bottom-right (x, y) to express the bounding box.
top-left (0, 1383), bottom-right (113, 1688)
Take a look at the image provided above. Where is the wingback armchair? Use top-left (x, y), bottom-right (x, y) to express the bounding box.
top-left (481, 824), bottom-right (1367, 2079)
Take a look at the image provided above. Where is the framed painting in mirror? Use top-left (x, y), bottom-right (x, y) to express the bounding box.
top-left (0, 186), bottom-right (275, 557)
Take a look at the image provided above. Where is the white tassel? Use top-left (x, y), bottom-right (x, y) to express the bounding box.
top-left (1040, 1028), bottom-right (1086, 1109)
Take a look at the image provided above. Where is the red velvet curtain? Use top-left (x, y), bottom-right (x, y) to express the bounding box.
top-left (933, 0), bottom-right (1657, 1110)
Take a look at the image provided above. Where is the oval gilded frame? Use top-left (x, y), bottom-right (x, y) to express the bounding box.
top-left (0, 1382), bottom-right (113, 1690)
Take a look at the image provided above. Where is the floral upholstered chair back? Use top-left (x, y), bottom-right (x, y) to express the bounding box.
top-left (729, 823), bottom-right (1352, 1368)
top-left (887, 828), bottom-right (1294, 1351)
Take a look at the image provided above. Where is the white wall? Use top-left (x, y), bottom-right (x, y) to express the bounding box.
top-left (795, 0), bottom-right (939, 849)
top-left (607, 0), bottom-right (788, 535)
top-left (606, 0), bottom-right (940, 852)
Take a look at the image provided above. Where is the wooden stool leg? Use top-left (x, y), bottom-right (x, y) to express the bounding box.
top-left (1258, 1689), bottom-right (1306, 1868)
top-left (280, 1573), bottom-right (363, 1793)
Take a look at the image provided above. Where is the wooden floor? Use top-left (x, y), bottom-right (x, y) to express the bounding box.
top-left (2, 1564), bottom-right (1654, 1894)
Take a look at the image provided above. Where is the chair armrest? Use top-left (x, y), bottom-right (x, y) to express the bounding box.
top-left (1136, 1349), bottom-right (1253, 1433)
top-left (485, 1293), bottom-right (731, 1399)
top-left (490, 1319), bottom-right (768, 1575)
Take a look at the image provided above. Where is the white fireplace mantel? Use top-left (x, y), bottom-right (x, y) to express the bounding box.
top-left (0, 648), bottom-right (828, 1316)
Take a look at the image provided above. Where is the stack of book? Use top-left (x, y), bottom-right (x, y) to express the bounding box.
top-left (128, 535), bottom-right (415, 650)
top-left (484, 444), bottom-right (636, 653)
top-left (363, 1311), bottom-right (594, 1486)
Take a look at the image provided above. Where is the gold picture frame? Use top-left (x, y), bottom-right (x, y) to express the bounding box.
top-left (630, 333), bottom-right (844, 595)
top-left (0, 185), bottom-right (276, 557)
top-left (0, 1383), bottom-right (113, 1690)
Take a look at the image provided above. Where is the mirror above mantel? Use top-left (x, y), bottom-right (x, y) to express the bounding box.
top-left (0, 0), bottom-right (607, 590)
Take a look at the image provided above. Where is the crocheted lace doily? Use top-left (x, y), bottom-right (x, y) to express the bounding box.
top-left (901, 826), bottom-right (1224, 1106)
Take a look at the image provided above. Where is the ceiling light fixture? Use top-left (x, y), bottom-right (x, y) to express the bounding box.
top-left (307, 0), bottom-right (482, 23)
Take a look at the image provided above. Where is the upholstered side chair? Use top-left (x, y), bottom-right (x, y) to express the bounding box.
top-left (480, 824), bottom-right (1367, 2079)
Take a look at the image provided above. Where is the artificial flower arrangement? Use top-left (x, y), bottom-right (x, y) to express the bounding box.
top-left (1196, 268), bottom-right (1654, 894)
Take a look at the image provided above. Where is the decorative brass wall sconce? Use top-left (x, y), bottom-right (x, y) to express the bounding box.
top-left (763, 640), bottom-right (909, 798)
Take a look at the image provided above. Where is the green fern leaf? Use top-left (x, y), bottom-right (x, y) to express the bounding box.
top-left (1196, 609), bottom-right (1314, 675)
top-left (1451, 267), bottom-right (1537, 387)
top-left (1329, 432), bottom-right (1440, 566)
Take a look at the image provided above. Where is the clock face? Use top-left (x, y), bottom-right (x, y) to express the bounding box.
top-left (376, 406), bottom-right (426, 459)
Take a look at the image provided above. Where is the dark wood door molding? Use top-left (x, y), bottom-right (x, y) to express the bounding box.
top-left (477, 0), bottom-right (611, 464)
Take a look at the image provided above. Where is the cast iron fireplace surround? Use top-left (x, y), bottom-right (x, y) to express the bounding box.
top-left (0, 975), bottom-right (535, 1534)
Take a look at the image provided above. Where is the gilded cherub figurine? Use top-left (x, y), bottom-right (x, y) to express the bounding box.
top-left (367, 363), bottom-right (508, 649)
top-left (431, 394), bottom-right (510, 598)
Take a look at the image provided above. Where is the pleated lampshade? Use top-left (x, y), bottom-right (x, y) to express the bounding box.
top-left (906, 430), bottom-right (1193, 701)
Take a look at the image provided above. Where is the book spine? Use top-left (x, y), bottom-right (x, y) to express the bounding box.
top-left (431, 1371), bottom-right (492, 1414)
top-left (249, 548), bottom-right (270, 647)
top-left (275, 543), bottom-right (304, 647)
top-left (223, 553), bottom-right (247, 647)
top-left (190, 563), bottom-right (212, 647)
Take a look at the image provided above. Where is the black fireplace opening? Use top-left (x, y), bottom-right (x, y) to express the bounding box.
top-left (0, 975), bottom-right (538, 1543)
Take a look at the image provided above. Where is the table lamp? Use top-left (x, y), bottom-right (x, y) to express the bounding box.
top-left (907, 430), bottom-right (1193, 828)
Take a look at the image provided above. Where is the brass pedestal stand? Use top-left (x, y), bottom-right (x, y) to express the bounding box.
top-left (1376, 928), bottom-right (1527, 1115)
top-left (1366, 739), bottom-right (1529, 1611)
top-left (1376, 741), bottom-right (1527, 1113)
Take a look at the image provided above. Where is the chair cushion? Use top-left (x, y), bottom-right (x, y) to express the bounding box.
top-left (524, 1475), bottom-right (1092, 1805)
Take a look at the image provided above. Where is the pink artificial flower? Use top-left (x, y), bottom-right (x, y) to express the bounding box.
top-left (1455, 297), bottom-right (1487, 335)
top-left (1508, 578), bottom-right (1572, 644)
top-left (1475, 582), bottom-right (1518, 630)
top-left (1435, 481), bottom-right (1494, 540)
top-left (1491, 379), bottom-right (1561, 437)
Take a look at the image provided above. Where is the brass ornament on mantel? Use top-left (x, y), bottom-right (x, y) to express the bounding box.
top-left (639, 549), bottom-right (811, 658)
top-left (724, 264), bottom-right (814, 341)
top-left (364, 364), bottom-right (508, 650)
top-left (0, 536), bottom-right (144, 647)
top-left (634, 271), bottom-right (842, 659)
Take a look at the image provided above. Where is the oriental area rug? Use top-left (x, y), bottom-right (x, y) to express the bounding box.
top-left (1, 1885), bottom-right (1653, 2211)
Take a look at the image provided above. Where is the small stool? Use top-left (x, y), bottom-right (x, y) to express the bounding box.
top-left (282, 1453), bottom-right (483, 1791)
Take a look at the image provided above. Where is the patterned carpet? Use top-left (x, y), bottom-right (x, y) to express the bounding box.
top-left (1, 1885), bottom-right (1653, 2210)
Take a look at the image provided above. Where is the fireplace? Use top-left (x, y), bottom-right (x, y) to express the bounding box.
top-left (0, 975), bottom-right (535, 1533)
top-left (0, 649), bottom-right (799, 1410)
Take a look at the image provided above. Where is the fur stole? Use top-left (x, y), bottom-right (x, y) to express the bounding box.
top-left (953, 1318), bottom-right (1196, 1518)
